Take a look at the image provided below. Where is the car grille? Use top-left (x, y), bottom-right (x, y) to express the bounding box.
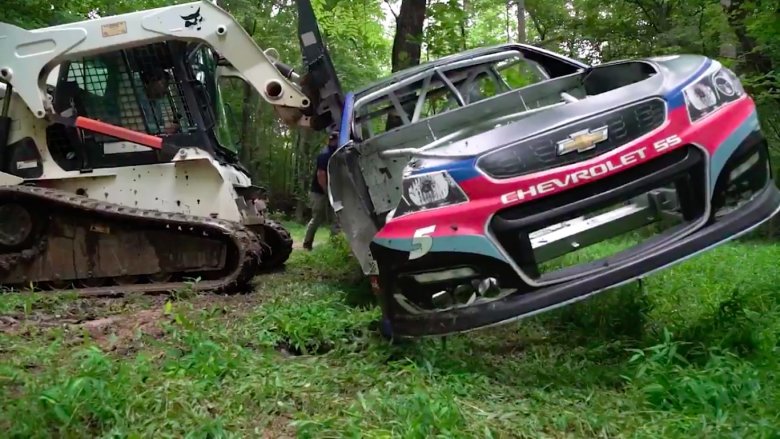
top-left (478, 98), bottom-right (667, 179)
top-left (489, 145), bottom-right (708, 285)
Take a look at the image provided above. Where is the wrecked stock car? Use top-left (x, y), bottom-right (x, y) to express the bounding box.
top-left (318, 44), bottom-right (780, 338)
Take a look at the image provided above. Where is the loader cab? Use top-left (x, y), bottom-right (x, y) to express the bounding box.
top-left (46, 41), bottom-right (234, 173)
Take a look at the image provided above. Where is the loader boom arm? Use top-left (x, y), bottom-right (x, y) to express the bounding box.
top-left (0, 1), bottom-right (310, 119)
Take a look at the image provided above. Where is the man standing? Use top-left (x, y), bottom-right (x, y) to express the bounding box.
top-left (303, 131), bottom-right (340, 250)
top-left (251, 193), bottom-right (266, 217)
top-left (139, 67), bottom-right (179, 134)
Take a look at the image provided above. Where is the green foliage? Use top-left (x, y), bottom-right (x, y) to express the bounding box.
top-left (0, 0), bottom-right (60, 29)
top-left (627, 331), bottom-right (763, 420)
top-left (254, 285), bottom-right (379, 355)
top-left (464, 0), bottom-right (512, 48)
top-left (424, 0), bottom-right (468, 59)
top-left (745, 1), bottom-right (780, 67)
top-left (288, 233), bottom-right (361, 281)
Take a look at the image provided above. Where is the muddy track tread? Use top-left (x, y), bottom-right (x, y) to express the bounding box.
top-left (258, 219), bottom-right (293, 271)
top-left (0, 185), bottom-right (264, 296)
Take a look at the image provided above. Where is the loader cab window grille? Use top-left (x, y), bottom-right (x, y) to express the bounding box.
top-left (124, 44), bottom-right (195, 136)
top-left (47, 42), bottom-right (210, 172)
top-left (68, 61), bottom-right (108, 97)
top-left (58, 44), bottom-right (195, 139)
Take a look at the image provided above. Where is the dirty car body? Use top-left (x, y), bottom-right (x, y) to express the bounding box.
top-left (326, 44), bottom-right (780, 338)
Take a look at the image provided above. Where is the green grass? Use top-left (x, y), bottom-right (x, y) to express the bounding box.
top-left (279, 219), bottom-right (332, 248)
top-left (1, 227), bottom-right (779, 438)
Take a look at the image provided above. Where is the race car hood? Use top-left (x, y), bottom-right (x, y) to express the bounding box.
top-left (405, 54), bottom-right (711, 176)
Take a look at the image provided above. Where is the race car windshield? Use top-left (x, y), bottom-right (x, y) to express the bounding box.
top-left (352, 50), bottom-right (549, 140)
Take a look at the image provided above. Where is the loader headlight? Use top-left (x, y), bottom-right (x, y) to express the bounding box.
top-left (683, 64), bottom-right (745, 123)
top-left (393, 171), bottom-right (468, 217)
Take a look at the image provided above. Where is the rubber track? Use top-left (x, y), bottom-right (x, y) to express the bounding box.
top-left (259, 219), bottom-right (293, 271)
top-left (0, 185), bottom-right (264, 296)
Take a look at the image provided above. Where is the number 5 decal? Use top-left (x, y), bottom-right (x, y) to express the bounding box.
top-left (410, 225), bottom-right (436, 260)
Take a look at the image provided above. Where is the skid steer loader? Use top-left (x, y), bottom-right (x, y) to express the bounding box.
top-left (0, 1), bottom-right (331, 295)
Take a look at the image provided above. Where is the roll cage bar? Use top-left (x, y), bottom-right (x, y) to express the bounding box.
top-left (348, 46), bottom-right (588, 141)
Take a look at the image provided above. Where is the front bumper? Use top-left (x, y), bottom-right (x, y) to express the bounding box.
top-left (370, 136), bottom-right (780, 338)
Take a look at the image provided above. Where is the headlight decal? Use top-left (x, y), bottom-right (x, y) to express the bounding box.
top-left (394, 171), bottom-right (469, 217)
top-left (407, 173), bottom-right (452, 206)
top-left (683, 65), bottom-right (745, 123)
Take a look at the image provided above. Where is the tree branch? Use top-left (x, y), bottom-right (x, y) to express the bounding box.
top-left (624, 0), bottom-right (661, 34)
top-left (535, 35), bottom-right (566, 50)
top-left (384, 0), bottom-right (399, 22)
top-left (525, 6), bottom-right (546, 41)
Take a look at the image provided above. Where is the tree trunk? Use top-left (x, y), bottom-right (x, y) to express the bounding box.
top-left (238, 81), bottom-right (255, 171)
top-left (525, 2), bottom-right (547, 42)
top-left (505, 1), bottom-right (511, 42)
top-left (391, 0), bottom-right (427, 72)
top-left (516, 0), bottom-right (526, 43)
top-left (461, 0), bottom-right (469, 50)
top-left (386, 0), bottom-right (427, 131)
top-left (720, 0), bottom-right (774, 74)
top-left (294, 130), bottom-right (307, 222)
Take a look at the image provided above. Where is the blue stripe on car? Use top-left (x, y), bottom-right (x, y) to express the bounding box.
top-left (339, 93), bottom-right (354, 146)
top-left (708, 109), bottom-right (761, 195)
top-left (409, 157), bottom-right (480, 181)
top-left (373, 235), bottom-right (508, 261)
top-left (665, 58), bottom-right (712, 109)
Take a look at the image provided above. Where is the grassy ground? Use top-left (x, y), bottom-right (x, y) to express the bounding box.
top-left (1, 222), bottom-right (779, 438)
top-left (282, 220), bottom-right (330, 249)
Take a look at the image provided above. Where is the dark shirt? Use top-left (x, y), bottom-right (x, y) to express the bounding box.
top-left (310, 145), bottom-right (336, 194)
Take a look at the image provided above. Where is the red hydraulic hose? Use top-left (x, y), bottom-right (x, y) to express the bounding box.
top-left (74, 116), bottom-right (163, 150)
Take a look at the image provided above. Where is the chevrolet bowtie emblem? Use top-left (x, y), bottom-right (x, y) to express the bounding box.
top-left (556, 126), bottom-right (609, 155)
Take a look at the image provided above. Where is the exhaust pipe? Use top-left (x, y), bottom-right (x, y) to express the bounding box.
top-left (430, 277), bottom-right (501, 310)
top-left (476, 277), bottom-right (499, 297)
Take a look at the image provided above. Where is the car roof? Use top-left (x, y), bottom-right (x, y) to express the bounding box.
top-left (352, 44), bottom-right (529, 96)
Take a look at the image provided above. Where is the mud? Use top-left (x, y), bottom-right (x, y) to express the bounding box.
top-left (80, 309), bottom-right (166, 351)
top-left (0, 315), bottom-right (19, 332)
top-left (0, 287), bottom-right (284, 358)
top-left (261, 414), bottom-right (296, 439)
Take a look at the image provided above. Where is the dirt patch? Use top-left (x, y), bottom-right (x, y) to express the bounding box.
top-left (0, 315), bottom-right (20, 333)
top-left (0, 313), bottom-right (84, 335)
top-left (261, 414), bottom-right (296, 439)
top-left (186, 289), bottom-right (275, 318)
top-left (275, 339), bottom-right (334, 357)
top-left (0, 294), bottom-right (168, 333)
top-left (80, 309), bottom-right (166, 351)
top-left (0, 291), bottom-right (265, 342)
